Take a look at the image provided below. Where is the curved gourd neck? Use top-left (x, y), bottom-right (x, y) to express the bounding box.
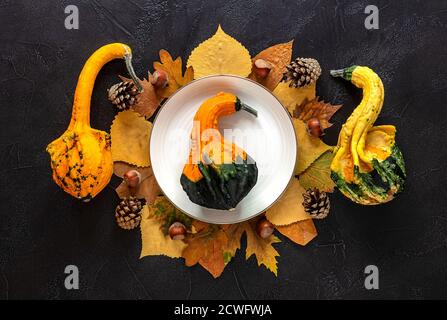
top-left (69, 43), bottom-right (132, 129)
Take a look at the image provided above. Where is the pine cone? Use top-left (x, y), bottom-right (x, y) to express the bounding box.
top-left (302, 188), bottom-right (330, 219)
top-left (282, 58), bottom-right (321, 88)
top-left (107, 80), bottom-right (139, 111)
top-left (115, 196), bottom-right (145, 230)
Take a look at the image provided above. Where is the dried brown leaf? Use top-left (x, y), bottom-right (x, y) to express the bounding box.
top-left (119, 75), bottom-right (161, 119)
top-left (113, 162), bottom-right (161, 205)
top-left (293, 98), bottom-right (342, 130)
top-left (249, 40), bottom-right (293, 91)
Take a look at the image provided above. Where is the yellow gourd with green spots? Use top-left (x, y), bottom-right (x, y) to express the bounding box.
top-left (330, 66), bottom-right (406, 205)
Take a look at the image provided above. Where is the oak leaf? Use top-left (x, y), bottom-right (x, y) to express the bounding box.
top-left (265, 178), bottom-right (310, 226)
top-left (187, 25), bottom-right (252, 79)
top-left (294, 98), bottom-right (342, 130)
top-left (110, 110), bottom-right (152, 167)
top-left (298, 151), bottom-right (336, 192)
top-left (273, 81), bottom-right (316, 115)
top-left (276, 219), bottom-right (317, 246)
top-left (294, 119), bottom-right (333, 175)
top-left (249, 41), bottom-right (293, 91)
top-left (182, 223), bottom-right (228, 278)
top-left (153, 49), bottom-right (194, 98)
top-left (119, 75), bottom-right (161, 119)
top-left (140, 205), bottom-right (187, 259)
top-left (114, 163), bottom-right (161, 205)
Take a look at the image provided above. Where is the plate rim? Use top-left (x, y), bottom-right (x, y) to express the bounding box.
top-left (149, 74), bottom-right (298, 224)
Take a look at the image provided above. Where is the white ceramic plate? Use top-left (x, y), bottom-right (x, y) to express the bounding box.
top-left (150, 75), bottom-right (297, 224)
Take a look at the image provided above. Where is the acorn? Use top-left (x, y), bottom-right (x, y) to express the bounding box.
top-left (256, 218), bottom-right (274, 239)
top-left (151, 70), bottom-right (169, 88)
top-left (123, 169), bottom-right (142, 188)
top-left (168, 222), bottom-right (187, 240)
top-left (307, 118), bottom-right (323, 137)
top-left (253, 59), bottom-right (272, 79)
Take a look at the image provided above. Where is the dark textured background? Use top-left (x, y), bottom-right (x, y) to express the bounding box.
top-left (0, 0), bottom-right (446, 300)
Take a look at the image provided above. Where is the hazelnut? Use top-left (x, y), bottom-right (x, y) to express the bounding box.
top-left (307, 118), bottom-right (323, 137)
top-left (169, 222), bottom-right (187, 240)
top-left (151, 70), bottom-right (169, 88)
top-left (253, 59), bottom-right (272, 79)
top-left (256, 218), bottom-right (274, 239)
top-left (123, 170), bottom-right (142, 188)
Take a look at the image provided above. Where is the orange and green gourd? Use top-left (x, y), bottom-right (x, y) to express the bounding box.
top-left (47, 43), bottom-right (139, 201)
top-left (330, 66), bottom-right (406, 205)
top-left (181, 92), bottom-right (258, 210)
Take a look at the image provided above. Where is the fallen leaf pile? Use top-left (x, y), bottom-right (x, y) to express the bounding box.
top-left (106, 25), bottom-right (344, 278)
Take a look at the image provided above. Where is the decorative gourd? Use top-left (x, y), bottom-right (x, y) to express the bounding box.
top-left (180, 92), bottom-right (258, 210)
top-left (47, 43), bottom-right (140, 201)
top-left (330, 66), bottom-right (406, 205)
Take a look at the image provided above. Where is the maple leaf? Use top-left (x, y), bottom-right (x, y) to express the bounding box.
top-left (276, 219), bottom-right (317, 246)
top-left (187, 25), bottom-right (252, 79)
top-left (249, 40), bottom-right (293, 91)
top-left (245, 219), bottom-right (281, 276)
top-left (110, 110), bottom-right (152, 167)
top-left (273, 81), bottom-right (316, 115)
top-left (222, 222), bottom-right (248, 264)
top-left (294, 119), bottom-right (333, 175)
top-left (298, 151), bottom-right (336, 192)
top-left (114, 162), bottom-right (162, 205)
top-left (119, 75), bottom-right (161, 119)
top-left (182, 223), bottom-right (228, 278)
top-left (293, 98), bottom-right (342, 130)
top-left (140, 205), bottom-right (187, 259)
top-left (153, 49), bottom-right (194, 99)
top-left (265, 178), bottom-right (310, 226)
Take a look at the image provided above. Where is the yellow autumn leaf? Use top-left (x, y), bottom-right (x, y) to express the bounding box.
top-left (294, 119), bottom-right (333, 175)
top-left (187, 25), bottom-right (252, 78)
top-left (245, 220), bottom-right (281, 276)
top-left (140, 205), bottom-right (187, 259)
top-left (273, 81), bottom-right (316, 115)
top-left (153, 49), bottom-right (194, 98)
top-left (276, 219), bottom-right (317, 246)
top-left (249, 40), bottom-right (293, 91)
top-left (222, 222), bottom-right (248, 264)
top-left (299, 151), bottom-right (336, 192)
top-left (265, 178), bottom-right (310, 226)
top-left (110, 110), bottom-right (152, 167)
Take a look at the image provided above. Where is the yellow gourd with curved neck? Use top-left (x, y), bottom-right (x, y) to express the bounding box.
top-left (47, 43), bottom-right (136, 201)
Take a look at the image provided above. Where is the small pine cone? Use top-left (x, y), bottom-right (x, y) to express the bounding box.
top-left (107, 80), bottom-right (138, 111)
top-left (115, 196), bottom-right (145, 230)
top-left (302, 188), bottom-right (330, 219)
top-left (282, 58), bottom-right (321, 88)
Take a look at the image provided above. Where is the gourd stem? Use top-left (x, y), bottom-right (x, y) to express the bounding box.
top-left (124, 53), bottom-right (144, 93)
top-left (240, 103), bottom-right (258, 117)
top-left (330, 69), bottom-right (344, 78)
top-left (236, 99), bottom-right (258, 117)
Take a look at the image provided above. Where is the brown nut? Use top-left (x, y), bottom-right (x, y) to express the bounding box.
top-left (123, 170), bottom-right (142, 188)
top-left (253, 59), bottom-right (272, 79)
top-left (307, 118), bottom-right (323, 137)
top-left (169, 222), bottom-right (187, 240)
top-left (151, 70), bottom-right (169, 88)
top-left (256, 218), bottom-right (274, 239)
